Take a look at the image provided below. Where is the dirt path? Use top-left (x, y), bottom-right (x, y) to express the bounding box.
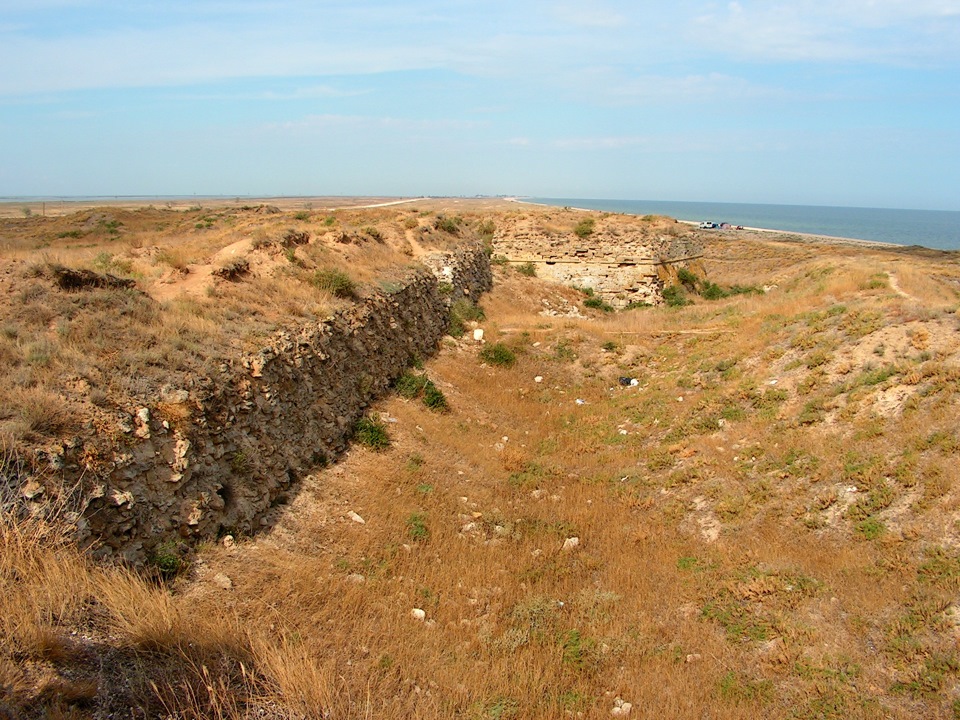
top-left (886, 271), bottom-right (916, 301)
top-left (150, 237), bottom-right (254, 301)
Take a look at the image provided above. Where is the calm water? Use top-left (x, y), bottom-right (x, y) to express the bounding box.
top-left (530, 198), bottom-right (960, 251)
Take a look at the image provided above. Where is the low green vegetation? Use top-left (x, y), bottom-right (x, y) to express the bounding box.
top-left (573, 218), bottom-right (595, 239)
top-left (479, 343), bottom-right (517, 368)
top-left (354, 416), bottom-right (391, 450)
top-left (516, 262), bottom-right (537, 277)
top-left (448, 299), bottom-right (485, 337)
top-left (312, 268), bottom-right (356, 298)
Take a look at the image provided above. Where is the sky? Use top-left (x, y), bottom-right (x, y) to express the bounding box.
top-left (1, 1), bottom-right (959, 210)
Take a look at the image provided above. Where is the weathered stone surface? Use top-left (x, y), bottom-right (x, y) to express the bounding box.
top-left (31, 244), bottom-right (492, 563)
top-left (493, 217), bottom-right (702, 307)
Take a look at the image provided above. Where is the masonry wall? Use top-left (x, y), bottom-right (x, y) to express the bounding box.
top-left (43, 244), bottom-right (491, 562)
top-left (494, 227), bottom-right (702, 307)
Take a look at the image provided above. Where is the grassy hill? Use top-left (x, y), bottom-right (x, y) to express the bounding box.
top-left (4, 200), bottom-right (960, 719)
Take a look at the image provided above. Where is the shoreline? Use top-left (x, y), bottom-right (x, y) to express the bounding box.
top-left (511, 197), bottom-right (914, 251)
top-left (673, 219), bottom-right (901, 249)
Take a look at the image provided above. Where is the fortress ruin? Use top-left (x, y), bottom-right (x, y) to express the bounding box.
top-left (492, 211), bottom-right (703, 307)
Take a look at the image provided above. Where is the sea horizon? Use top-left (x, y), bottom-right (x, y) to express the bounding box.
top-left (530, 197), bottom-right (960, 251)
top-left (4, 194), bottom-right (959, 251)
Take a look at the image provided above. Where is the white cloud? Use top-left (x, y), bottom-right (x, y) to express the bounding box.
top-left (264, 114), bottom-right (484, 134)
top-left (551, 2), bottom-right (627, 28)
top-left (592, 70), bottom-right (791, 104)
top-left (691, 0), bottom-right (960, 64)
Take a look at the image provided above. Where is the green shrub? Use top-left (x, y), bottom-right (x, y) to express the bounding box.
top-left (423, 381), bottom-right (449, 412)
top-left (700, 282), bottom-right (728, 300)
top-left (148, 540), bottom-right (189, 580)
top-left (584, 296), bottom-right (613, 312)
top-left (662, 285), bottom-right (691, 307)
top-left (355, 416), bottom-right (391, 451)
top-left (395, 371), bottom-right (428, 398)
top-left (517, 262), bottom-right (537, 277)
top-left (478, 219), bottom-right (496, 238)
top-left (312, 268), bottom-right (356, 298)
top-left (573, 218), bottom-right (595, 239)
top-left (434, 215), bottom-right (461, 234)
top-left (677, 267), bottom-right (699, 288)
top-left (293, 210), bottom-right (311, 221)
top-left (479, 343), bottom-right (516, 368)
top-left (448, 299), bottom-right (486, 337)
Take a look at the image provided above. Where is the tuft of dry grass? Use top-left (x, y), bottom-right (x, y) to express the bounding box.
top-left (4, 204), bottom-right (960, 718)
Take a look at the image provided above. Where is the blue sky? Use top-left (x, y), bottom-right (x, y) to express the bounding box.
top-left (2, 1), bottom-right (959, 210)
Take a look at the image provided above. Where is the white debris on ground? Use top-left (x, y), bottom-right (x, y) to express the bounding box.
top-left (610, 697), bottom-right (632, 716)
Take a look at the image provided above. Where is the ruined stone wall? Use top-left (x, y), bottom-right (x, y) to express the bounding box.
top-left (42, 244), bottom-right (491, 562)
top-left (494, 226), bottom-right (701, 307)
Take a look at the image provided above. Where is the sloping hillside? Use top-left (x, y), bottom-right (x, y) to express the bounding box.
top-left (4, 202), bottom-right (960, 719)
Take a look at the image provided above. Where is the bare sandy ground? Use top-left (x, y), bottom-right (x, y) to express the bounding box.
top-left (0, 196), bottom-right (436, 219)
top-left (2, 195), bottom-right (954, 259)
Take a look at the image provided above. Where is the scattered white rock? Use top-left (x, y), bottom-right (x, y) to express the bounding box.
top-left (610, 697), bottom-right (632, 716)
top-left (473, 328), bottom-right (484, 342)
top-left (134, 407), bottom-right (151, 438)
top-left (110, 489), bottom-right (135, 507)
top-left (677, 396), bottom-right (684, 402)
top-left (347, 573), bottom-right (366, 584)
top-left (534, 376), bottom-right (543, 383)
top-left (619, 429), bottom-right (628, 435)
top-left (212, 573), bottom-right (233, 590)
top-left (562, 537), bottom-right (580, 551)
top-left (575, 398), bottom-right (586, 405)
top-left (685, 653), bottom-right (702, 663)
top-left (348, 511), bottom-right (366, 524)
top-left (221, 534), bottom-right (236, 548)
top-left (411, 608), bottom-right (426, 621)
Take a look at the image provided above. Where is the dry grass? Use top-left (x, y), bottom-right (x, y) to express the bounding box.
top-left (0, 203), bottom-right (497, 450)
top-left (4, 205), bottom-right (960, 718)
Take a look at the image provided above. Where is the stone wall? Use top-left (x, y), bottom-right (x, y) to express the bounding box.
top-left (38, 244), bottom-right (491, 562)
top-left (493, 222), bottom-right (702, 307)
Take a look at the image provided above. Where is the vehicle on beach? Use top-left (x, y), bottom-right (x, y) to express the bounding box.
top-left (698, 221), bottom-right (718, 229)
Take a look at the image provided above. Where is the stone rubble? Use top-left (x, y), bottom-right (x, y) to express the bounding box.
top-left (23, 244), bottom-right (492, 562)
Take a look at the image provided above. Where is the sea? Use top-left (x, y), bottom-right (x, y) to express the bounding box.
top-left (529, 198), bottom-right (960, 251)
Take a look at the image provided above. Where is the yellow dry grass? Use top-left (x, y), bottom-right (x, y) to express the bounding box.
top-left (4, 204), bottom-right (960, 718)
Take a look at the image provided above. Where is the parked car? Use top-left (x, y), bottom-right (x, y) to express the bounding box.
top-left (698, 221), bottom-right (718, 229)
